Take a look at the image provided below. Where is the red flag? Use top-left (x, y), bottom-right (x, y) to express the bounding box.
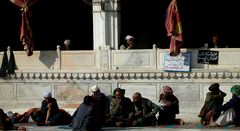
top-left (165, 0), bottom-right (183, 56)
top-left (9, 0), bottom-right (38, 56)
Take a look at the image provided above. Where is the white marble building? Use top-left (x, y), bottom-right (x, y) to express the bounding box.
top-left (0, 0), bottom-right (240, 121)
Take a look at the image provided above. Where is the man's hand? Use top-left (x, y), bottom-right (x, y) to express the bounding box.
top-left (135, 111), bottom-right (143, 117)
top-left (45, 120), bottom-right (50, 125)
top-left (47, 103), bottom-right (52, 108)
top-left (205, 109), bottom-right (215, 120)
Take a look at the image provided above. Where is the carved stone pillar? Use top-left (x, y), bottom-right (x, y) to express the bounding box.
top-left (92, 0), bottom-right (121, 50)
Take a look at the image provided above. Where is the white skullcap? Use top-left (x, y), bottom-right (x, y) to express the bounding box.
top-left (43, 91), bottom-right (52, 98)
top-left (91, 85), bottom-right (99, 92)
top-left (125, 35), bottom-right (134, 40)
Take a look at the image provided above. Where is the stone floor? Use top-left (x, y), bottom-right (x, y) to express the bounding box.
top-left (21, 125), bottom-right (240, 131)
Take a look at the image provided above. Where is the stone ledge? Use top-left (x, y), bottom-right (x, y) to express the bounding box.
top-left (1, 70), bottom-right (240, 81)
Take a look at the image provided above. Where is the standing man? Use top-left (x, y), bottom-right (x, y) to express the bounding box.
top-left (198, 83), bottom-right (226, 125)
top-left (132, 92), bottom-right (160, 126)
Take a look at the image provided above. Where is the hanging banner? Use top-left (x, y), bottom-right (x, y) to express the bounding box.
top-left (163, 52), bottom-right (191, 72)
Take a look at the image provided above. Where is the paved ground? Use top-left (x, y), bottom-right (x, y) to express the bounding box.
top-left (22, 125), bottom-right (240, 131)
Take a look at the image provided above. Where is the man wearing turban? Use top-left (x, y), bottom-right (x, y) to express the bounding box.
top-left (158, 86), bottom-right (183, 125)
top-left (198, 83), bottom-right (226, 125)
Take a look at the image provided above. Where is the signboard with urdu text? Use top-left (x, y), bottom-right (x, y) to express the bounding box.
top-left (163, 52), bottom-right (191, 72)
top-left (197, 50), bottom-right (219, 64)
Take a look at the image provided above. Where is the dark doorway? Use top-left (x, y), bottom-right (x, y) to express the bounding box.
top-left (120, 0), bottom-right (240, 49)
top-left (0, 0), bottom-right (93, 51)
top-left (120, 0), bottom-right (169, 49)
top-left (1, 0), bottom-right (239, 51)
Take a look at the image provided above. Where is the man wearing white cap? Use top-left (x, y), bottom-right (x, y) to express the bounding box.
top-left (119, 35), bottom-right (135, 50)
top-left (35, 91), bottom-right (62, 126)
top-left (90, 85), bottom-right (109, 129)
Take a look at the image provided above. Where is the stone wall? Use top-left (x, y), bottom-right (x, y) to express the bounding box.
top-left (0, 48), bottom-right (240, 120)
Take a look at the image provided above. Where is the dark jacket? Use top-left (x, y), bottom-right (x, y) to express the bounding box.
top-left (0, 108), bottom-right (15, 130)
top-left (36, 98), bottom-right (61, 125)
top-left (133, 97), bottom-right (160, 126)
top-left (110, 97), bottom-right (134, 119)
top-left (214, 95), bottom-right (240, 127)
top-left (158, 93), bottom-right (179, 125)
top-left (41, 98), bottom-right (59, 115)
top-left (72, 103), bottom-right (96, 131)
top-left (138, 98), bottom-right (160, 118)
top-left (198, 91), bottom-right (226, 123)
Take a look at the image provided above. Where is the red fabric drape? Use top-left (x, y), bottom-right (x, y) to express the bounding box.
top-left (10, 0), bottom-right (38, 56)
top-left (165, 0), bottom-right (183, 56)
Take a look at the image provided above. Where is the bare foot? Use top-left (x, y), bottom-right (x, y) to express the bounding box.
top-left (17, 126), bottom-right (26, 130)
top-left (207, 122), bottom-right (219, 127)
top-left (179, 119), bottom-right (185, 125)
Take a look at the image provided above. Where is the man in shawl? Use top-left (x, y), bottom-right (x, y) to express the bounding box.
top-left (158, 86), bottom-right (183, 125)
top-left (72, 95), bottom-right (97, 131)
top-left (108, 88), bottom-right (134, 127)
top-left (198, 83), bottom-right (226, 125)
top-left (131, 92), bottom-right (160, 126)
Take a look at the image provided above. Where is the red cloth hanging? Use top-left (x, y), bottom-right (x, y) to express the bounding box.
top-left (165, 0), bottom-right (183, 56)
top-left (10, 0), bottom-right (38, 56)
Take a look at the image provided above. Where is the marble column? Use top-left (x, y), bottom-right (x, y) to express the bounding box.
top-left (92, 0), bottom-right (121, 50)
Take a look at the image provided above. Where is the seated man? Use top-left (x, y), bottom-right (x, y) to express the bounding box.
top-left (0, 108), bottom-right (26, 130)
top-left (35, 91), bottom-right (67, 126)
top-left (119, 35), bottom-right (136, 50)
top-left (107, 88), bottom-right (134, 127)
top-left (72, 95), bottom-right (97, 131)
top-left (198, 83), bottom-right (226, 125)
top-left (90, 85), bottom-right (110, 129)
top-left (158, 86), bottom-right (183, 125)
top-left (132, 92), bottom-right (160, 126)
top-left (10, 108), bottom-right (41, 123)
top-left (206, 85), bottom-right (240, 127)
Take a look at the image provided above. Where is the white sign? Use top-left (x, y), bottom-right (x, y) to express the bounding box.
top-left (163, 52), bottom-right (191, 72)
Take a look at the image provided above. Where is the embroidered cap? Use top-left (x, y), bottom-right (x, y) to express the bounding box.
top-left (231, 85), bottom-right (240, 96)
top-left (162, 86), bottom-right (173, 95)
top-left (91, 85), bottom-right (99, 92)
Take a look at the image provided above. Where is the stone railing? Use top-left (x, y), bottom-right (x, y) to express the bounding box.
top-left (1, 47), bottom-right (240, 71)
top-left (3, 70), bottom-right (240, 80)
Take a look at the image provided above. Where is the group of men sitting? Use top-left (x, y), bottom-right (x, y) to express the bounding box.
top-left (71, 85), bottom-right (183, 130)
top-left (0, 85), bottom-right (182, 130)
top-left (2, 84), bottom-right (240, 131)
top-left (3, 84), bottom-right (240, 130)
